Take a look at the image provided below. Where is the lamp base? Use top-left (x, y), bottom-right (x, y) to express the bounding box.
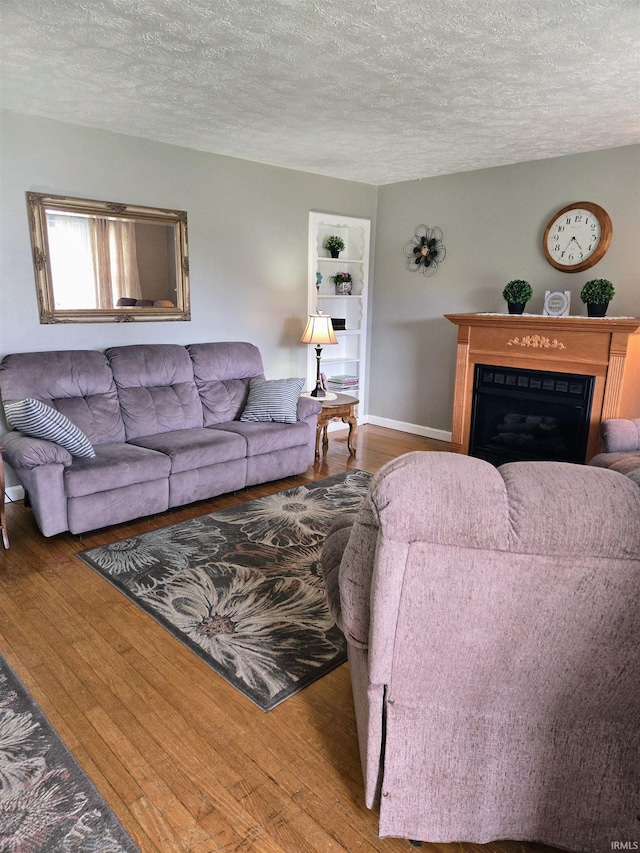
top-left (309, 384), bottom-right (326, 398)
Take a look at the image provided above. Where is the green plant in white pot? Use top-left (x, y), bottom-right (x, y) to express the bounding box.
top-left (580, 279), bottom-right (615, 317)
top-left (324, 235), bottom-right (345, 258)
top-left (502, 280), bottom-right (533, 314)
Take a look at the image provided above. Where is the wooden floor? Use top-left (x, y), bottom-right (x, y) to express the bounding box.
top-left (0, 425), bottom-right (557, 853)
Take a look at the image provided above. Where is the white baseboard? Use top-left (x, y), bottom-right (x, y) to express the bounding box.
top-left (366, 415), bottom-right (452, 444)
top-left (6, 485), bottom-right (25, 502)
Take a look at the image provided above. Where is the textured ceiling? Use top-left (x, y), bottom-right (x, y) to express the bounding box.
top-left (1, 0), bottom-right (639, 185)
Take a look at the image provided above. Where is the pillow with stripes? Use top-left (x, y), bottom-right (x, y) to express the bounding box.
top-left (240, 378), bottom-right (305, 424)
top-left (4, 398), bottom-right (96, 458)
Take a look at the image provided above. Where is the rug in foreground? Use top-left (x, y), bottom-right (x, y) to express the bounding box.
top-left (0, 654), bottom-right (139, 852)
top-left (79, 470), bottom-right (372, 711)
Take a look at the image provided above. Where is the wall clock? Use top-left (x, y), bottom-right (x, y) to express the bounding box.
top-left (543, 201), bottom-right (612, 273)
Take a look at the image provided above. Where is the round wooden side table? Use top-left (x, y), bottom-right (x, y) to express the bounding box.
top-left (315, 393), bottom-right (359, 457)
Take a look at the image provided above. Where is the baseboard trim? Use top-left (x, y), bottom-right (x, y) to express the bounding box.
top-left (366, 415), bottom-right (452, 444)
top-left (6, 485), bottom-right (25, 502)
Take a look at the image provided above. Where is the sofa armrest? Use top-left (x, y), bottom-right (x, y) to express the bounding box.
top-left (322, 497), bottom-right (380, 649)
top-left (600, 418), bottom-right (640, 453)
top-left (1, 430), bottom-right (73, 469)
top-left (296, 395), bottom-right (322, 420)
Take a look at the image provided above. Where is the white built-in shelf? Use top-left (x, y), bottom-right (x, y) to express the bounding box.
top-left (308, 212), bottom-right (371, 416)
top-left (316, 294), bottom-right (362, 300)
top-left (317, 257), bottom-right (364, 264)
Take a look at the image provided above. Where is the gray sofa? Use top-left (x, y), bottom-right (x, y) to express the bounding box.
top-left (0, 342), bottom-right (321, 537)
top-left (322, 450), bottom-right (640, 850)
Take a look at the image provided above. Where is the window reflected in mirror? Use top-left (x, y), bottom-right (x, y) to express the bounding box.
top-left (27, 193), bottom-right (190, 323)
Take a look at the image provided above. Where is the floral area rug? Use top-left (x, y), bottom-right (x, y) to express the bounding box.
top-left (78, 470), bottom-right (372, 711)
top-left (0, 654), bottom-right (139, 852)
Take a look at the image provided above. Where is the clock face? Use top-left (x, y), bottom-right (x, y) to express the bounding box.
top-left (543, 202), bottom-right (612, 273)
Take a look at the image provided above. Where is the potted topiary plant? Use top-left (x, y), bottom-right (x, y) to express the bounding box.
top-left (325, 235), bottom-right (345, 258)
top-left (330, 271), bottom-right (353, 294)
top-left (502, 280), bottom-right (533, 314)
top-left (580, 278), bottom-right (615, 317)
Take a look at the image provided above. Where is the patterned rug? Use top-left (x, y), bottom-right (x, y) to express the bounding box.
top-left (78, 470), bottom-right (371, 711)
top-left (0, 654), bottom-right (139, 852)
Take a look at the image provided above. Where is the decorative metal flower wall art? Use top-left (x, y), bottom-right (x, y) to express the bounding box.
top-left (403, 225), bottom-right (446, 276)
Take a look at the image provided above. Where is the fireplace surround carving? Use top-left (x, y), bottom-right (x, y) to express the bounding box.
top-left (445, 314), bottom-right (640, 463)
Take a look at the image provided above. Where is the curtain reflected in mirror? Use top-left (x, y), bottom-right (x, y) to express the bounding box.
top-left (27, 193), bottom-right (190, 323)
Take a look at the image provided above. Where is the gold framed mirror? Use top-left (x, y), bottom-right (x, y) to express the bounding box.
top-left (26, 192), bottom-right (191, 323)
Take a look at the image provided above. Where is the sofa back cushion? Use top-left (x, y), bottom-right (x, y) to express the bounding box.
top-left (188, 342), bottom-right (265, 426)
top-left (0, 350), bottom-right (126, 445)
top-left (107, 344), bottom-right (203, 439)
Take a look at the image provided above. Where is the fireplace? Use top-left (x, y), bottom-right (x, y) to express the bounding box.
top-left (469, 364), bottom-right (594, 465)
top-left (444, 314), bottom-right (640, 464)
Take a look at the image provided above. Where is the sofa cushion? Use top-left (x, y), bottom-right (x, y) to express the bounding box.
top-left (128, 427), bottom-right (247, 474)
top-left (4, 398), bottom-right (96, 458)
top-left (240, 377), bottom-right (305, 424)
top-left (208, 420), bottom-right (309, 456)
top-left (0, 350), bottom-right (126, 444)
top-left (107, 344), bottom-right (203, 439)
top-left (63, 443), bottom-right (171, 498)
top-left (188, 342), bottom-right (265, 426)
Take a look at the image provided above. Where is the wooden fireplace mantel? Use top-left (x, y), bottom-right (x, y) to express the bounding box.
top-left (445, 313), bottom-right (640, 462)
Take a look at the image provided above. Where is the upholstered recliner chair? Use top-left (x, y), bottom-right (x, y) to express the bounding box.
top-left (322, 451), bottom-right (640, 852)
top-left (589, 417), bottom-right (640, 485)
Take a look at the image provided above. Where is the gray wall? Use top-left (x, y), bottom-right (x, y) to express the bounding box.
top-left (371, 146), bottom-right (640, 434)
top-left (1, 109), bottom-right (638, 468)
top-left (0, 109), bottom-right (377, 487)
top-left (0, 108), bottom-right (376, 373)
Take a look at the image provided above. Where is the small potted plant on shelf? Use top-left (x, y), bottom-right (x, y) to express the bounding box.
top-left (502, 279), bottom-right (533, 314)
top-left (325, 235), bottom-right (345, 258)
top-left (580, 278), bottom-right (615, 317)
top-left (331, 272), bottom-right (353, 295)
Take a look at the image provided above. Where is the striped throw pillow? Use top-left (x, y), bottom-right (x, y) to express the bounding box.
top-left (240, 378), bottom-right (305, 424)
top-left (4, 398), bottom-right (96, 458)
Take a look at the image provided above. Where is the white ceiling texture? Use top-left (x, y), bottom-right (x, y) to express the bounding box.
top-left (1, 0), bottom-right (639, 185)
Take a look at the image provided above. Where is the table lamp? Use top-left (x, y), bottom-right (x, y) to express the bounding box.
top-left (300, 311), bottom-right (337, 398)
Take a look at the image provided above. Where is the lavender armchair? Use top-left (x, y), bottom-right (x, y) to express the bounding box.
top-left (588, 417), bottom-right (640, 485)
top-left (322, 451), bottom-right (640, 851)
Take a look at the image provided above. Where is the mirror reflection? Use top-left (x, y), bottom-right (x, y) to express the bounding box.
top-left (27, 192), bottom-right (190, 323)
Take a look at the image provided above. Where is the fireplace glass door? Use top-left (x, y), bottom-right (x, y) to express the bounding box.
top-left (469, 365), bottom-right (595, 466)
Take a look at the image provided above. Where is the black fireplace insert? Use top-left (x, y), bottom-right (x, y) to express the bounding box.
top-left (469, 364), bottom-right (595, 466)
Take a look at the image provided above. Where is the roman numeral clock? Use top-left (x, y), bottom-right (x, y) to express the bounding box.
top-left (543, 201), bottom-right (612, 273)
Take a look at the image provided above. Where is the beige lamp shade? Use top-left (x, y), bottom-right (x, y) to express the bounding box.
top-left (300, 312), bottom-right (338, 345)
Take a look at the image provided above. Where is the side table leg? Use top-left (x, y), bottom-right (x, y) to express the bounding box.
top-left (0, 451), bottom-right (8, 549)
top-left (344, 413), bottom-right (357, 456)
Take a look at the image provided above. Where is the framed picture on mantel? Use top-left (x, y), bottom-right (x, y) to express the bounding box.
top-left (543, 290), bottom-right (571, 317)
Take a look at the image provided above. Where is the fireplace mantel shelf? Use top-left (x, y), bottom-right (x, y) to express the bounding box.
top-left (445, 313), bottom-right (640, 463)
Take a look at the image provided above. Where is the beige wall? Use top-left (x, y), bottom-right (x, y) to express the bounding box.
top-left (371, 146), bottom-right (640, 435)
